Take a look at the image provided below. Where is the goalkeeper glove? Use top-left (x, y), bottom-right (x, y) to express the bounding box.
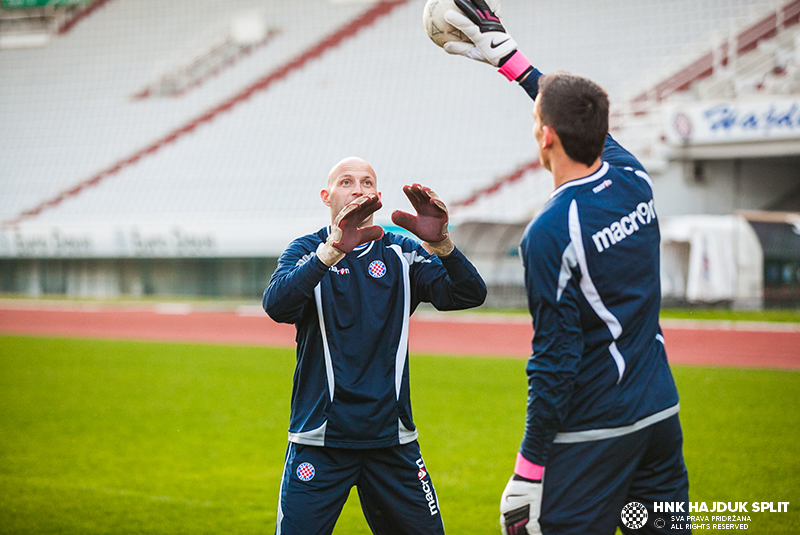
top-left (318, 194), bottom-right (383, 266)
top-left (444, 0), bottom-right (534, 82)
top-left (391, 184), bottom-right (454, 257)
top-left (500, 454), bottom-right (545, 535)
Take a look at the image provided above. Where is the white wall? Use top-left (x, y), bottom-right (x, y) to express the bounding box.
top-left (652, 156), bottom-right (800, 217)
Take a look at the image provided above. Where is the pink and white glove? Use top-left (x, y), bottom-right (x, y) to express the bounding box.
top-left (444, 0), bottom-right (534, 82)
top-left (500, 454), bottom-right (545, 535)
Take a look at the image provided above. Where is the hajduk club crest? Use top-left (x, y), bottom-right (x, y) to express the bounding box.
top-left (296, 462), bottom-right (315, 482)
top-left (368, 260), bottom-right (386, 278)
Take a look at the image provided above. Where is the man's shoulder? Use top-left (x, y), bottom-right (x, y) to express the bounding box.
top-left (574, 164), bottom-right (654, 216)
top-left (520, 199), bottom-right (573, 263)
top-left (283, 228), bottom-right (326, 255)
top-left (606, 163), bottom-right (654, 197)
top-left (296, 228), bottom-right (327, 244)
top-left (526, 194), bottom-right (572, 237)
top-left (552, 163), bottom-right (653, 211)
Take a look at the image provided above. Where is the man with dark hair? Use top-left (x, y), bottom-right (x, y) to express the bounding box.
top-left (264, 156), bottom-right (486, 534)
top-left (438, 2), bottom-right (691, 534)
top-left (536, 72), bottom-right (610, 167)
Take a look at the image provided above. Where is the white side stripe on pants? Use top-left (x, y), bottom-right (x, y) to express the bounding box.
top-left (275, 443), bottom-right (294, 535)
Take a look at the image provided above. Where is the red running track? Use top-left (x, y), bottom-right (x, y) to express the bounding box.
top-left (0, 305), bottom-right (798, 370)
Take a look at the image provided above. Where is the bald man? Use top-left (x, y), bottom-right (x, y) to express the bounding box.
top-left (264, 157), bottom-right (486, 535)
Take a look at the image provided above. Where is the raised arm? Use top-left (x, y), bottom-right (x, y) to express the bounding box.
top-left (602, 134), bottom-right (646, 172)
top-left (391, 183), bottom-right (486, 310)
top-left (444, 1), bottom-right (645, 175)
top-left (264, 194), bottom-right (384, 324)
top-left (411, 244), bottom-right (487, 311)
top-left (263, 239), bottom-right (328, 324)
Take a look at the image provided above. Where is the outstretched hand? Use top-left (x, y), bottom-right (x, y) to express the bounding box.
top-left (319, 194), bottom-right (384, 266)
top-left (442, 0), bottom-right (511, 66)
top-left (443, 0), bottom-right (533, 82)
top-left (331, 194), bottom-right (384, 252)
top-left (392, 184), bottom-right (454, 256)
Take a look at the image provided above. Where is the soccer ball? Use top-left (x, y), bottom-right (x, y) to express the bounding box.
top-left (422, 0), bottom-right (471, 49)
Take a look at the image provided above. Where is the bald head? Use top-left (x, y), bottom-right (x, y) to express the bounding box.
top-left (326, 157), bottom-right (377, 189)
top-left (321, 156), bottom-right (381, 225)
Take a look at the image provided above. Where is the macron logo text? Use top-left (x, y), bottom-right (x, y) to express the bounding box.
top-left (592, 200), bottom-right (657, 253)
top-left (416, 458), bottom-right (438, 516)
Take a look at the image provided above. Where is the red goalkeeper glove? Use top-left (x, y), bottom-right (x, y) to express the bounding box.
top-left (391, 184), bottom-right (454, 257)
top-left (318, 194), bottom-right (384, 266)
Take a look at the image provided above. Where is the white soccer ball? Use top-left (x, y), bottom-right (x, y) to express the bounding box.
top-left (422, 0), bottom-right (471, 49)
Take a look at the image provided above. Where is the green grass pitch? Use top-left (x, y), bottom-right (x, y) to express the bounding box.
top-left (0, 336), bottom-right (798, 534)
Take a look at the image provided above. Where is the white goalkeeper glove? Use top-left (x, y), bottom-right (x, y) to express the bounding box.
top-left (444, 0), bottom-right (534, 82)
top-left (318, 194), bottom-right (384, 266)
top-left (500, 474), bottom-right (543, 535)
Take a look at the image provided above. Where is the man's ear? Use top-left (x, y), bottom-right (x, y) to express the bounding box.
top-left (320, 189), bottom-right (331, 207)
top-left (541, 125), bottom-right (555, 150)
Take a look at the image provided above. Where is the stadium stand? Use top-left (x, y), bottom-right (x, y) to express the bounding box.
top-left (0, 0), bottom-right (100, 47)
top-left (1, 0), bottom-right (798, 304)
